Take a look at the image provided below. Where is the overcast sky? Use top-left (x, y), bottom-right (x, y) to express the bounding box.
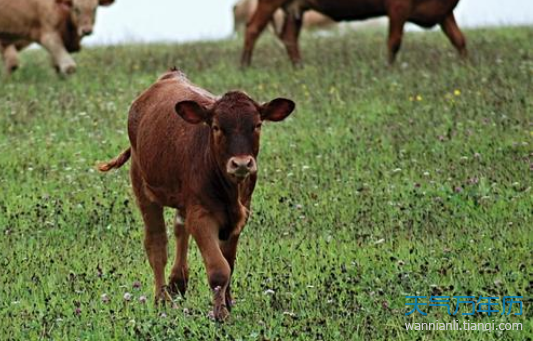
top-left (85, 0), bottom-right (533, 45)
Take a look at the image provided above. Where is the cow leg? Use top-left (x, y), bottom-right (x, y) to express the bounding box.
top-left (168, 212), bottom-right (189, 296)
top-left (440, 13), bottom-right (467, 58)
top-left (241, 0), bottom-right (286, 67)
top-left (2, 44), bottom-right (20, 74)
top-left (271, 9), bottom-right (286, 37)
top-left (130, 163), bottom-right (170, 302)
top-left (386, 6), bottom-right (408, 64)
top-left (279, 11), bottom-right (304, 67)
top-left (221, 234), bottom-right (240, 311)
top-left (189, 213), bottom-right (231, 321)
top-left (39, 32), bottom-right (76, 75)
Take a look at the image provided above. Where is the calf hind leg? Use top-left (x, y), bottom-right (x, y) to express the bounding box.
top-left (140, 202), bottom-right (171, 302)
top-left (168, 212), bottom-right (190, 296)
top-left (440, 14), bottom-right (467, 58)
top-left (131, 163), bottom-right (170, 303)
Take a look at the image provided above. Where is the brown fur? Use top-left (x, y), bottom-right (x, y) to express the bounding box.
top-left (241, 0), bottom-right (467, 67)
top-left (99, 69), bottom-right (295, 321)
top-left (233, 0), bottom-right (334, 35)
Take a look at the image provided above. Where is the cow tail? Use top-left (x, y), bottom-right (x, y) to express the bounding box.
top-left (98, 147), bottom-right (131, 172)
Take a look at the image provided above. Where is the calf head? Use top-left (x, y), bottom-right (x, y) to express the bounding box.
top-left (175, 91), bottom-right (295, 183)
top-left (57, 0), bottom-right (115, 37)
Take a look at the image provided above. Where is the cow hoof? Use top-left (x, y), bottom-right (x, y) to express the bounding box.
top-left (7, 65), bottom-right (19, 74)
top-left (292, 61), bottom-right (303, 69)
top-left (239, 56), bottom-right (251, 70)
top-left (56, 63), bottom-right (76, 76)
top-left (63, 65), bottom-right (76, 75)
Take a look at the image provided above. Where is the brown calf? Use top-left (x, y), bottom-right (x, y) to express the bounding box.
top-left (241, 0), bottom-right (467, 67)
top-left (99, 69), bottom-right (295, 321)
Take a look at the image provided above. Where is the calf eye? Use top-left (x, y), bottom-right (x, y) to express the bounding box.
top-left (254, 123), bottom-right (262, 131)
top-left (212, 125), bottom-right (221, 133)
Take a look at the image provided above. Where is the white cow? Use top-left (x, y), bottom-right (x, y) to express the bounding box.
top-left (0, 0), bottom-right (115, 75)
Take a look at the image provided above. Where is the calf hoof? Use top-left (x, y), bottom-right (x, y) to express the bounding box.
top-left (210, 305), bottom-right (230, 322)
top-left (168, 275), bottom-right (187, 297)
top-left (225, 289), bottom-right (235, 311)
top-left (210, 285), bottom-right (230, 322)
top-left (154, 286), bottom-right (174, 305)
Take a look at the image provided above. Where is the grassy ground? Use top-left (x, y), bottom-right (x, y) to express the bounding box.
top-left (0, 26), bottom-right (531, 340)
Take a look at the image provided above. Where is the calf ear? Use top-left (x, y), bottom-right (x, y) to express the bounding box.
top-left (175, 101), bottom-right (210, 125)
top-left (99, 0), bottom-right (115, 6)
top-left (260, 98), bottom-right (295, 122)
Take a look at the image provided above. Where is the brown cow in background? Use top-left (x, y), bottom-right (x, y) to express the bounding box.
top-left (233, 0), bottom-right (334, 36)
top-left (0, 0), bottom-right (115, 75)
top-left (241, 0), bottom-right (467, 67)
top-left (99, 69), bottom-right (295, 321)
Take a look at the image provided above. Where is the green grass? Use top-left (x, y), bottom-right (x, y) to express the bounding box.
top-left (0, 26), bottom-right (532, 340)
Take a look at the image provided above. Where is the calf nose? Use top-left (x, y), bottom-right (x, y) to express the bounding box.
top-left (227, 156), bottom-right (257, 178)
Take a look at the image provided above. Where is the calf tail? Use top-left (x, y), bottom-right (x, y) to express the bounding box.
top-left (98, 147), bottom-right (131, 172)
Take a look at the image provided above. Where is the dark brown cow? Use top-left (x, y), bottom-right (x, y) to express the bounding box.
top-left (241, 0), bottom-right (467, 67)
top-left (99, 69), bottom-right (295, 321)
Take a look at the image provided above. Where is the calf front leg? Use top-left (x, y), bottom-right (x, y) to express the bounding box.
top-left (221, 234), bottom-right (240, 310)
top-left (168, 212), bottom-right (189, 296)
top-left (39, 32), bottom-right (76, 75)
top-left (188, 212), bottom-right (231, 321)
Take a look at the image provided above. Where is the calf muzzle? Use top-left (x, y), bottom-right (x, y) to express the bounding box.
top-left (226, 155), bottom-right (256, 180)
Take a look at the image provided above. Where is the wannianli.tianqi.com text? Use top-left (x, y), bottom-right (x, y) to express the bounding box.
top-left (405, 320), bottom-right (523, 331)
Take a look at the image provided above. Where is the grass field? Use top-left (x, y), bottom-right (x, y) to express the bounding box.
top-left (0, 26), bottom-right (531, 340)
